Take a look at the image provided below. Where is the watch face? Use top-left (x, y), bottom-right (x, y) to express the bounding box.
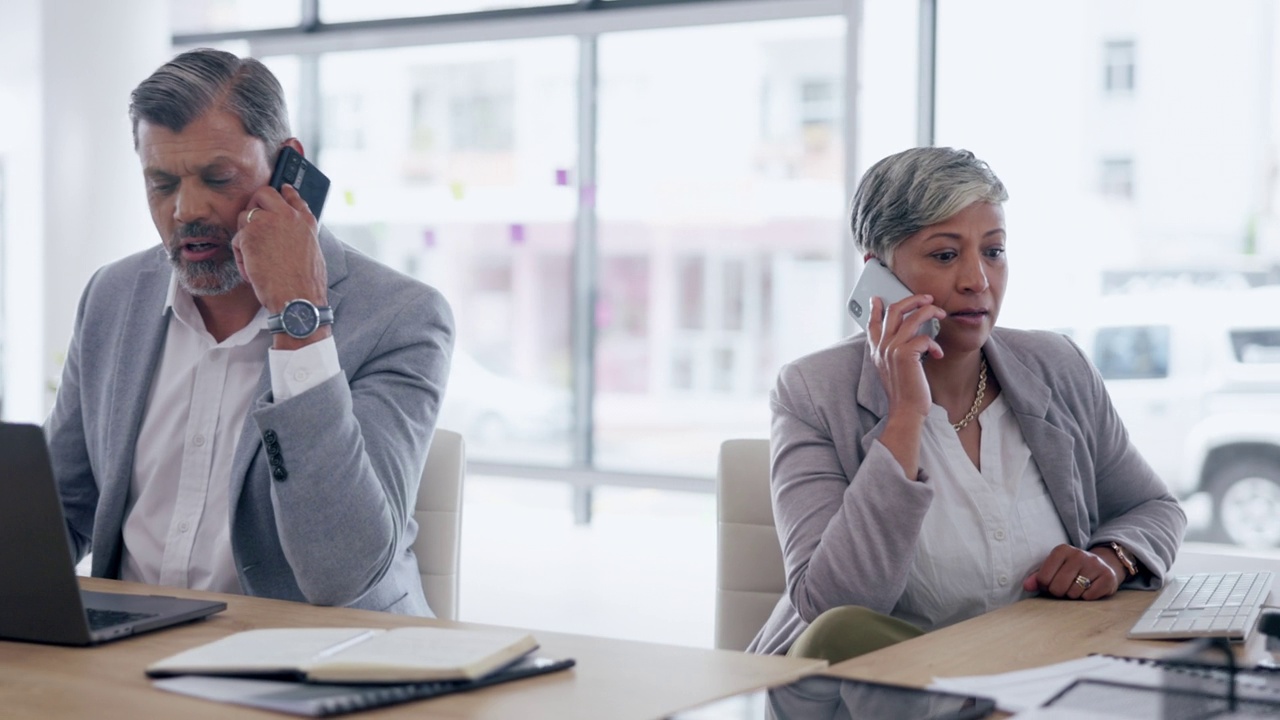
top-left (281, 300), bottom-right (319, 338)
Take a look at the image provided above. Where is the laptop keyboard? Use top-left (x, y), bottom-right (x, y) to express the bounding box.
top-left (86, 607), bottom-right (158, 630)
top-left (1127, 571), bottom-right (1273, 640)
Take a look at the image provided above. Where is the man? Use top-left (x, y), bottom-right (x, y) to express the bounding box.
top-left (44, 48), bottom-right (454, 616)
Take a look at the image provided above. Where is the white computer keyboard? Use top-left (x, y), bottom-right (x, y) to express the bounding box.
top-left (1127, 571), bottom-right (1273, 640)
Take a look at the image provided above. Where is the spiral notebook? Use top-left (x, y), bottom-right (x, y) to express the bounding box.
top-left (929, 654), bottom-right (1280, 714)
top-left (152, 655), bottom-right (575, 717)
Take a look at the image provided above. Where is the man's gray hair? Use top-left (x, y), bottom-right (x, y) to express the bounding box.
top-left (850, 147), bottom-right (1008, 260)
top-left (128, 47), bottom-right (291, 156)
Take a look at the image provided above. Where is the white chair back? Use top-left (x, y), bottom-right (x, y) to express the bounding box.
top-left (412, 428), bottom-right (465, 621)
top-left (715, 438), bottom-right (786, 651)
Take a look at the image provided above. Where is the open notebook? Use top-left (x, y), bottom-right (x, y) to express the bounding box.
top-left (147, 627), bottom-right (539, 683)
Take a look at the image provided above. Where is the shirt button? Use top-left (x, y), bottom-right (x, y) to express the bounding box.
top-left (192, 434), bottom-right (206, 447)
top-left (994, 529), bottom-right (1006, 541)
top-left (293, 369), bottom-right (309, 382)
top-left (998, 574), bottom-right (1009, 586)
top-left (178, 521), bottom-right (191, 532)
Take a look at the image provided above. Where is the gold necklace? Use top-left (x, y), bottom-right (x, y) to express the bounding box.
top-left (951, 356), bottom-right (988, 432)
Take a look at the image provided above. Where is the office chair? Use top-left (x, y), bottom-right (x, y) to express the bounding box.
top-left (715, 438), bottom-right (786, 651)
top-left (412, 428), bottom-right (466, 621)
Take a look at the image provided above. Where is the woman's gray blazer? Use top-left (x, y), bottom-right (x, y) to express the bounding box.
top-left (748, 327), bottom-right (1186, 655)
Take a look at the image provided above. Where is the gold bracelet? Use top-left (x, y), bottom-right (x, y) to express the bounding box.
top-left (1109, 541), bottom-right (1139, 578)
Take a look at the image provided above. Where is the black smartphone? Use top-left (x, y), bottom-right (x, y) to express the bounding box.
top-left (269, 146), bottom-right (330, 221)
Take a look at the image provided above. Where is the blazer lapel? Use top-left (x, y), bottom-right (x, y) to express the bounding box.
top-left (97, 259), bottom-right (170, 574)
top-left (984, 333), bottom-right (1086, 547)
top-left (855, 346), bottom-right (891, 456)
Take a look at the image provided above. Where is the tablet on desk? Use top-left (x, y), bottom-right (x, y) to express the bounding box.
top-left (667, 674), bottom-right (996, 720)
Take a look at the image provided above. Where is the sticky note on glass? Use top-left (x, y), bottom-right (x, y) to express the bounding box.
top-left (449, 181), bottom-right (465, 200)
top-left (510, 224), bottom-right (526, 244)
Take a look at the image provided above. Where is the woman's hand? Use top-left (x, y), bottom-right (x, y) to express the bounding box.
top-left (867, 294), bottom-right (946, 421)
top-left (866, 294), bottom-right (946, 480)
top-left (1023, 544), bottom-right (1122, 601)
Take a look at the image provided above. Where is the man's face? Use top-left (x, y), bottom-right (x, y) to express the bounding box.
top-left (137, 109), bottom-right (272, 296)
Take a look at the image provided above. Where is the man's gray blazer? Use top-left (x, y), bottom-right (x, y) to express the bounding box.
top-left (748, 327), bottom-right (1186, 655)
top-left (45, 229), bottom-right (454, 615)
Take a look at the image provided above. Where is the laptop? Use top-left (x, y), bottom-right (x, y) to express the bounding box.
top-left (0, 422), bottom-right (226, 645)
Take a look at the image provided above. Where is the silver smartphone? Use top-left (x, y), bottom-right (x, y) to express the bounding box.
top-left (846, 259), bottom-right (940, 339)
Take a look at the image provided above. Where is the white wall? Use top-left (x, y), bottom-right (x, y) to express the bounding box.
top-left (0, 0), bottom-right (169, 421)
top-left (0, 0), bottom-right (44, 421)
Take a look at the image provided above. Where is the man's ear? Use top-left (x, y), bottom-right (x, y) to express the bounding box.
top-left (282, 137), bottom-right (305, 157)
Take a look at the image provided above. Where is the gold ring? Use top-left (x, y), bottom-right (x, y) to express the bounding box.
top-left (1074, 575), bottom-right (1092, 590)
top-left (246, 208), bottom-right (258, 224)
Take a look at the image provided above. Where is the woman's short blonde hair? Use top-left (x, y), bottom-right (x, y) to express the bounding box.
top-left (850, 147), bottom-right (1008, 261)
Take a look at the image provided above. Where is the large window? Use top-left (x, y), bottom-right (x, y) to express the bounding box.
top-left (594, 17), bottom-right (845, 475)
top-left (161, 1), bottom-right (1280, 555)
top-left (222, 9), bottom-right (850, 477)
top-left (315, 39), bottom-right (579, 466)
top-left (936, 0), bottom-right (1280, 549)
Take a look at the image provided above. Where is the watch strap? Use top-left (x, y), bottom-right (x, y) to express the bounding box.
top-left (315, 305), bottom-right (334, 326)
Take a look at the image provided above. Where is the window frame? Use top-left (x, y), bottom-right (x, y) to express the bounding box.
top-left (172, 0), bottom-right (868, 522)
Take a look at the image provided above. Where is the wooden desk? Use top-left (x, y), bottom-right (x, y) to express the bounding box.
top-left (0, 578), bottom-right (824, 720)
top-left (827, 545), bottom-right (1280, 688)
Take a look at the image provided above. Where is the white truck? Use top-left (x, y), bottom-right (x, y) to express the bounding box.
top-left (1065, 286), bottom-right (1280, 548)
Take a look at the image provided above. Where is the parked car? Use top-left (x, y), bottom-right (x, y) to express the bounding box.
top-left (437, 351), bottom-right (573, 450)
top-left (1065, 287), bottom-right (1280, 548)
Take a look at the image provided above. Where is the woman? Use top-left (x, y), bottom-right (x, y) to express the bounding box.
top-left (747, 147), bottom-right (1185, 662)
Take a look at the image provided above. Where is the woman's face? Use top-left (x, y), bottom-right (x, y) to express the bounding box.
top-left (886, 201), bottom-right (1007, 355)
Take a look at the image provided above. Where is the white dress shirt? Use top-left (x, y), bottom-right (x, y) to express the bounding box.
top-left (894, 394), bottom-right (1070, 631)
top-left (120, 277), bottom-right (340, 593)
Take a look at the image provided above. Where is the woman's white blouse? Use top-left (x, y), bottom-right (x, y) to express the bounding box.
top-left (893, 394), bottom-right (1069, 631)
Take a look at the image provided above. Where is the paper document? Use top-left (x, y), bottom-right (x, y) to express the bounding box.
top-left (930, 656), bottom-right (1162, 713)
top-left (930, 654), bottom-right (1280, 715)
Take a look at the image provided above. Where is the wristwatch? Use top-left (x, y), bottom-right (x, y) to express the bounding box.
top-left (1109, 541), bottom-right (1139, 578)
top-left (267, 299), bottom-right (334, 339)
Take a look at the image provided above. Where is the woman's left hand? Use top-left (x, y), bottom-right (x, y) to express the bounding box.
top-left (1022, 544), bottom-right (1122, 601)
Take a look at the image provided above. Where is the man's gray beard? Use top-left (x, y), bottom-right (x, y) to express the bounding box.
top-left (167, 251), bottom-right (244, 297)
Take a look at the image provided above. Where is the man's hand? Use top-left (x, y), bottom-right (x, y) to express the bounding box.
top-left (1023, 543), bottom-right (1122, 601)
top-left (233, 183), bottom-right (328, 317)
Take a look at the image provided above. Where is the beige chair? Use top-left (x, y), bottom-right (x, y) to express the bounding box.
top-left (715, 438), bottom-right (787, 651)
top-left (412, 428), bottom-right (466, 621)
